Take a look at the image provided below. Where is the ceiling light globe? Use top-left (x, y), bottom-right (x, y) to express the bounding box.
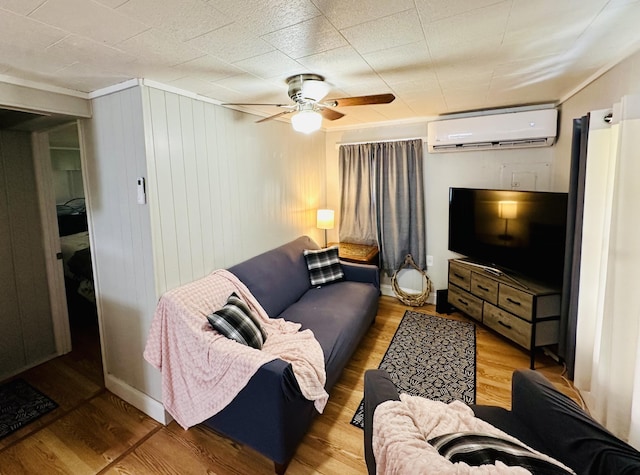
top-left (291, 110), bottom-right (322, 134)
top-left (301, 79), bottom-right (330, 102)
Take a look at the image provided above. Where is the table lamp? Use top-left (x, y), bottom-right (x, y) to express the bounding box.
top-left (316, 209), bottom-right (334, 247)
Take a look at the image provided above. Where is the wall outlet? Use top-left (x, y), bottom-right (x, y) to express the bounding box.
top-left (426, 255), bottom-right (434, 266)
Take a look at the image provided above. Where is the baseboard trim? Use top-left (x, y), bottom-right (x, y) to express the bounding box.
top-left (105, 374), bottom-right (172, 425)
top-left (380, 284), bottom-right (436, 305)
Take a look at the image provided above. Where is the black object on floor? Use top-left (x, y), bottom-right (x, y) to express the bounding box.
top-left (351, 310), bottom-right (476, 429)
top-left (0, 378), bottom-right (58, 439)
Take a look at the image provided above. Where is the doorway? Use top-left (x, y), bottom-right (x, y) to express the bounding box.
top-left (48, 123), bottom-right (101, 377)
top-left (0, 107), bottom-right (102, 385)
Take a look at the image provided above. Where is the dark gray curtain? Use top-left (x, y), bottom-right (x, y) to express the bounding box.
top-left (339, 139), bottom-right (426, 273)
top-left (559, 114), bottom-right (589, 379)
top-left (338, 144), bottom-right (378, 245)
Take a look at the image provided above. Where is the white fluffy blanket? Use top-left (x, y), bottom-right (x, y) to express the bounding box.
top-left (373, 394), bottom-right (574, 474)
top-left (143, 269), bottom-right (328, 428)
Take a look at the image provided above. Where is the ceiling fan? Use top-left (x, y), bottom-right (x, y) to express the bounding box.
top-left (223, 74), bottom-right (395, 133)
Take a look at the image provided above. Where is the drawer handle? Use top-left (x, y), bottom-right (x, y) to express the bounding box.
top-left (454, 273), bottom-right (465, 279)
top-left (457, 299), bottom-right (469, 306)
top-left (477, 285), bottom-right (489, 292)
top-left (506, 297), bottom-right (521, 306)
top-left (498, 320), bottom-right (513, 330)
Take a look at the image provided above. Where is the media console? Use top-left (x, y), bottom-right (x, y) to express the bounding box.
top-left (447, 259), bottom-right (561, 369)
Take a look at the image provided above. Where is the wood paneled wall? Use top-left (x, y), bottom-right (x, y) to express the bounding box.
top-left (0, 130), bottom-right (55, 380)
top-left (84, 85), bottom-right (326, 404)
top-left (142, 87), bottom-right (326, 294)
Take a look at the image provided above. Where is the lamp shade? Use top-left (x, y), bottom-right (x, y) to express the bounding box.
top-left (498, 201), bottom-right (518, 220)
top-left (291, 109), bottom-right (322, 134)
top-left (316, 209), bottom-right (334, 229)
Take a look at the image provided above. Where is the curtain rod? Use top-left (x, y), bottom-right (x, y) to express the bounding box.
top-left (334, 136), bottom-right (427, 149)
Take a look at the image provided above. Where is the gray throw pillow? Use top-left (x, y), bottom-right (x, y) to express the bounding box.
top-left (207, 292), bottom-right (267, 350)
top-left (303, 246), bottom-right (344, 286)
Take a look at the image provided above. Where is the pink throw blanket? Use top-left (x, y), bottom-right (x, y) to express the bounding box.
top-left (143, 269), bottom-right (328, 429)
top-left (373, 395), bottom-right (574, 474)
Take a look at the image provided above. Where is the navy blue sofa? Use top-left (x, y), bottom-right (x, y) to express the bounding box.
top-left (364, 369), bottom-right (640, 474)
top-left (202, 236), bottom-right (380, 474)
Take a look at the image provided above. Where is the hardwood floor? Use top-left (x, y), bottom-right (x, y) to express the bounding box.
top-left (0, 296), bottom-right (579, 474)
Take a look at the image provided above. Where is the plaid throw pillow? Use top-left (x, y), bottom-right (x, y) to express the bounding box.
top-left (428, 432), bottom-right (575, 474)
top-left (207, 292), bottom-right (267, 349)
top-left (303, 246), bottom-right (344, 286)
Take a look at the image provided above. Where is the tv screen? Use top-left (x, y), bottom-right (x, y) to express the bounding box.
top-left (448, 187), bottom-right (568, 286)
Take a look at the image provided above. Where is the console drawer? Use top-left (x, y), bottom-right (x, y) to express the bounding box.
top-left (448, 284), bottom-right (483, 322)
top-left (449, 261), bottom-right (471, 291)
top-left (471, 273), bottom-right (498, 304)
top-left (499, 284), bottom-right (534, 321)
top-left (484, 303), bottom-right (532, 349)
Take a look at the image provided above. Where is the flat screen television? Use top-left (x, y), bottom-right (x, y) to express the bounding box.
top-left (448, 187), bottom-right (568, 286)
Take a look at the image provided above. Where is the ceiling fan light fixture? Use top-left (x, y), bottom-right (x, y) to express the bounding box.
top-left (291, 109), bottom-right (322, 134)
top-left (301, 79), bottom-right (330, 102)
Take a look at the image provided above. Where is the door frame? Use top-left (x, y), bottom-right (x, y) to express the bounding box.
top-left (31, 125), bottom-right (75, 355)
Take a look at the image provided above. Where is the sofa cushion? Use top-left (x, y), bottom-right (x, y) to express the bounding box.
top-left (303, 246), bottom-right (344, 286)
top-left (428, 432), bottom-right (575, 474)
top-left (229, 236), bottom-right (319, 318)
top-left (207, 292), bottom-right (266, 349)
top-left (278, 280), bottom-right (378, 388)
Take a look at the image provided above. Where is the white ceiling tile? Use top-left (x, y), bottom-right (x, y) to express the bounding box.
top-left (261, 17), bottom-right (348, 59)
top-left (362, 41), bottom-right (434, 84)
top-left (423, 2), bottom-right (510, 49)
top-left (47, 35), bottom-right (137, 69)
top-left (49, 63), bottom-right (133, 91)
top-left (406, 95), bottom-right (447, 116)
top-left (118, 29), bottom-right (203, 67)
top-left (186, 23), bottom-right (275, 63)
top-left (0, 8), bottom-right (67, 50)
top-left (0, 0), bottom-right (46, 15)
top-left (341, 8), bottom-right (424, 54)
top-left (0, 0), bottom-right (637, 128)
top-left (93, 0), bottom-right (128, 7)
top-left (214, 73), bottom-right (285, 102)
top-left (193, 83), bottom-right (248, 104)
top-left (388, 76), bottom-right (440, 95)
top-left (232, 51), bottom-right (304, 80)
top-left (415, 0), bottom-right (507, 24)
top-left (29, 0), bottom-right (149, 45)
top-left (297, 46), bottom-right (373, 78)
top-left (328, 77), bottom-right (391, 98)
top-left (313, 0), bottom-right (415, 30)
top-left (116, 0), bottom-right (232, 42)
top-left (507, 0), bottom-right (606, 33)
top-left (213, 0), bottom-right (321, 35)
top-left (174, 55), bottom-right (244, 83)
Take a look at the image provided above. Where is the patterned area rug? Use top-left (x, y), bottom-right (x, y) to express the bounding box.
top-left (351, 310), bottom-right (476, 429)
top-left (0, 379), bottom-right (58, 439)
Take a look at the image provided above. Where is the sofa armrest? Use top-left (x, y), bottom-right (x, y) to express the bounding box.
top-left (364, 369), bottom-right (400, 475)
top-left (341, 261), bottom-right (380, 290)
top-left (511, 369), bottom-right (640, 474)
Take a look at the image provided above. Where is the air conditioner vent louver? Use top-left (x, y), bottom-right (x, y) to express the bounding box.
top-left (427, 109), bottom-right (558, 153)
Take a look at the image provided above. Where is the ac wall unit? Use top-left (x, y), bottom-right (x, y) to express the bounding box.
top-left (427, 109), bottom-right (558, 153)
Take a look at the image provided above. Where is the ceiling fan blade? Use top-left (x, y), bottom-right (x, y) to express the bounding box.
top-left (222, 102), bottom-right (291, 107)
top-left (256, 110), bottom-right (294, 123)
top-left (319, 108), bottom-right (345, 121)
top-left (327, 93), bottom-right (396, 107)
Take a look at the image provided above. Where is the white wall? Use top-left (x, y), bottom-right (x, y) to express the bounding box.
top-left (555, 49), bottom-right (640, 171)
top-left (81, 86), bottom-right (160, 413)
top-left (84, 84), bottom-right (326, 418)
top-left (325, 122), bottom-right (556, 294)
top-left (141, 86), bottom-right (326, 295)
top-left (0, 130), bottom-right (56, 380)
